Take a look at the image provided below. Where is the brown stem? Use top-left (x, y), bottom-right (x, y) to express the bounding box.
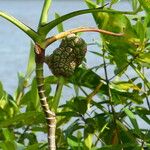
top-left (45, 27), bottom-right (124, 48)
top-left (34, 44), bottom-right (56, 150)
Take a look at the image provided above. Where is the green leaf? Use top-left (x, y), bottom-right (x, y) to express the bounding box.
top-left (65, 121), bottom-right (84, 137)
top-left (68, 68), bottom-right (143, 104)
top-left (84, 133), bottom-right (92, 150)
top-left (116, 120), bottom-right (138, 144)
top-left (2, 128), bottom-right (15, 141)
top-left (110, 0), bottom-right (120, 6)
top-left (132, 0), bottom-right (138, 11)
top-left (85, 0), bottom-right (139, 72)
top-left (137, 53), bottom-right (150, 64)
top-left (0, 141), bottom-right (17, 150)
top-left (67, 135), bottom-right (83, 148)
top-left (68, 68), bottom-right (104, 89)
top-left (138, 0), bottom-right (150, 14)
top-left (97, 144), bottom-right (140, 150)
top-left (14, 72), bottom-right (26, 102)
top-left (110, 81), bottom-right (141, 92)
top-left (134, 20), bottom-right (145, 42)
top-left (55, 13), bottom-right (64, 33)
top-left (134, 106), bottom-right (150, 124)
top-left (124, 108), bottom-right (141, 135)
top-left (0, 81), bottom-right (4, 98)
top-left (25, 143), bottom-right (44, 150)
top-left (0, 111), bottom-right (44, 128)
top-left (40, 6), bottom-right (119, 35)
top-left (44, 75), bottom-right (58, 85)
top-left (26, 42), bottom-right (35, 77)
top-left (30, 78), bottom-right (39, 109)
top-left (21, 78), bottom-right (39, 110)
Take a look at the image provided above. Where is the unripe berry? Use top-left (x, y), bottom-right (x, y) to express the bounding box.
top-left (45, 34), bottom-right (87, 77)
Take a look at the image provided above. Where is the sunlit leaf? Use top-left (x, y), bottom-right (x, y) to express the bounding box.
top-left (138, 0), bottom-right (150, 14)
top-left (85, 0), bottom-right (140, 73)
top-left (84, 133), bottom-right (92, 149)
top-left (138, 53), bottom-right (150, 64)
top-left (110, 81), bottom-right (141, 92)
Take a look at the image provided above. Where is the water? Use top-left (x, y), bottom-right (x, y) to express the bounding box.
top-left (0, 0), bottom-right (149, 131)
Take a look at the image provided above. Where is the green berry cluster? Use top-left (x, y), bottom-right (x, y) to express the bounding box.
top-left (45, 34), bottom-right (87, 77)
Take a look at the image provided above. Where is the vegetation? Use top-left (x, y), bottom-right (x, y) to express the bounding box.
top-left (0, 0), bottom-right (150, 149)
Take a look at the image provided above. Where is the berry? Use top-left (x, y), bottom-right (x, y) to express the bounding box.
top-left (45, 34), bottom-right (87, 77)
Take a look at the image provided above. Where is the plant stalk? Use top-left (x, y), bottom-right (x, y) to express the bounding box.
top-left (45, 27), bottom-right (123, 48)
top-left (35, 44), bottom-right (56, 150)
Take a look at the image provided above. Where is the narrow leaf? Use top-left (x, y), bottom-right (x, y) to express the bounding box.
top-left (124, 108), bottom-right (140, 135)
top-left (40, 6), bottom-right (122, 35)
top-left (26, 42), bottom-right (35, 77)
top-left (55, 13), bottom-right (64, 33)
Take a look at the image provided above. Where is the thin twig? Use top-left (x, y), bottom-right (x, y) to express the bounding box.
top-left (102, 49), bottom-right (117, 138)
top-left (45, 27), bottom-right (123, 48)
top-left (86, 82), bottom-right (103, 104)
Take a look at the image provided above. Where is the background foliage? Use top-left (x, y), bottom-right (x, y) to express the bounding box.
top-left (0, 0), bottom-right (150, 149)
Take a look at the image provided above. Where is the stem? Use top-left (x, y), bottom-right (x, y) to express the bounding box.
top-left (45, 27), bottom-right (123, 48)
top-left (35, 44), bottom-right (56, 150)
top-left (38, 0), bottom-right (52, 31)
top-left (102, 49), bottom-right (117, 135)
top-left (0, 11), bottom-right (39, 42)
top-left (86, 82), bottom-right (103, 108)
top-left (52, 76), bottom-right (64, 112)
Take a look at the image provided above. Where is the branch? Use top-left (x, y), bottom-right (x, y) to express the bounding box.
top-left (35, 44), bottom-right (56, 150)
top-left (45, 27), bottom-right (123, 48)
top-left (86, 82), bottom-right (103, 106)
top-left (0, 11), bottom-right (39, 42)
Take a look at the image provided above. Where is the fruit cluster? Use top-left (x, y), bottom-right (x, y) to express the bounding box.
top-left (45, 34), bottom-right (87, 77)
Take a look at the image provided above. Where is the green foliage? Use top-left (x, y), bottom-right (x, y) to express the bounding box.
top-left (0, 0), bottom-right (150, 149)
